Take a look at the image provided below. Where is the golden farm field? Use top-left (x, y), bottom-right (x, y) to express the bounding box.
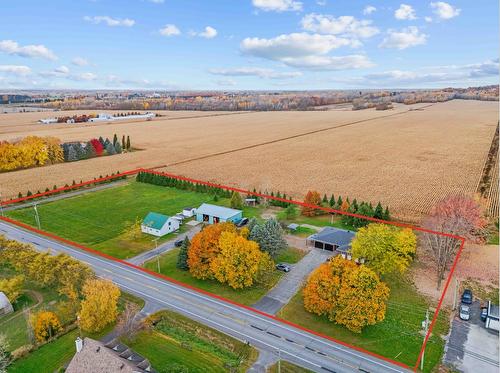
top-left (0, 100), bottom-right (497, 221)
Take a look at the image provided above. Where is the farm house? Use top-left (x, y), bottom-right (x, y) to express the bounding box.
top-left (307, 227), bottom-right (355, 256)
top-left (195, 203), bottom-right (242, 224)
top-left (141, 212), bottom-right (179, 237)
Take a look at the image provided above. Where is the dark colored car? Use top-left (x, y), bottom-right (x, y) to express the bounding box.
top-left (237, 218), bottom-right (249, 227)
top-left (481, 307), bottom-right (488, 322)
top-left (461, 289), bottom-right (473, 304)
top-left (174, 239), bottom-right (184, 247)
top-left (276, 263), bottom-right (290, 272)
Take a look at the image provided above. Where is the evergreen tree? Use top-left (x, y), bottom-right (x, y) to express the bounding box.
top-left (103, 138), bottom-right (111, 148)
top-left (126, 136), bottom-right (131, 150)
top-left (122, 135), bottom-right (126, 150)
top-left (113, 134), bottom-right (118, 146)
top-left (85, 141), bottom-right (96, 158)
top-left (114, 141), bottom-right (123, 154)
top-left (98, 136), bottom-right (105, 147)
top-left (67, 144), bottom-right (78, 162)
top-left (230, 192), bottom-right (244, 209)
top-left (322, 194), bottom-right (328, 205)
top-left (247, 217), bottom-right (259, 233)
top-left (383, 206), bottom-right (391, 221)
top-left (106, 142), bottom-right (117, 155)
top-left (18, 192), bottom-right (22, 198)
top-left (374, 202), bottom-right (384, 219)
top-left (74, 143), bottom-right (85, 160)
top-left (176, 237), bottom-right (190, 270)
top-left (213, 193), bottom-right (219, 202)
top-left (336, 196), bottom-right (343, 209)
top-left (249, 218), bottom-right (287, 258)
top-left (329, 194), bottom-right (336, 207)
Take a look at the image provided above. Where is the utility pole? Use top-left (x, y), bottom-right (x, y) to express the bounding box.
top-left (33, 203), bottom-right (41, 230)
top-left (277, 348), bottom-right (281, 373)
top-left (421, 309), bottom-right (430, 371)
top-left (152, 237), bottom-right (160, 273)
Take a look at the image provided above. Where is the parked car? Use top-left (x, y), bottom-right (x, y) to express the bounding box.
top-left (236, 218), bottom-right (249, 227)
top-left (276, 263), bottom-right (290, 272)
top-left (174, 239), bottom-right (184, 247)
top-left (459, 304), bottom-right (470, 321)
top-left (461, 289), bottom-right (473, 304)
top-left (481, 307), bottom-right (488, 322)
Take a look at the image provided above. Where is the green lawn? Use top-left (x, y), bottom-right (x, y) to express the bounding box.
top-left (144, 248), bottom-right (283, 305)
top-left (278, 273), bottom-right (449, 372)
top-left (268, 361), bottom-right (313, 373)
top-left (290, 226), bottom-right (317, 237)
top-left (275, 247), bottom-right (307, 264)
top-left (126, 310), bottom-right (257, 373)
top-left (6, 182), bottom-right (235, 259)
top-left (277, 210), bottom-right (357, 231)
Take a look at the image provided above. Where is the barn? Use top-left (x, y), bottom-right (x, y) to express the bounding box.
top-left (141, 212), bottom-right (179, 237)
top-left (307, 227), bottom-right (355, 255)
top-left (195, 203), bottom-right (242, 224)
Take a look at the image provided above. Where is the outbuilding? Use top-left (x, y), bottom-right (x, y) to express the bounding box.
top-left (307, 227), bottom-right (355, 253)
top-left (195, 203), bottom-right (242, 224)
top-left (141, 212), bottom-right (179, 237)
top-left (0, 291), bottom-right (13, 316)
top-left (486, 301), bottom-right (500, 332)
top-left (182, 207), bottom-right (196, 218)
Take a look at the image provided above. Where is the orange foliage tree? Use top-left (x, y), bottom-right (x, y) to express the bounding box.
top-left (188, 223), bottom-right (237, 279)
top-left (210, 231), bottom-right (265, 289)
top-left (33, 311), bottom-right (62, 342)
top-left (301, 191), bottom-right (322, 216)
top-left (303, 256), bottom-right (389, 333)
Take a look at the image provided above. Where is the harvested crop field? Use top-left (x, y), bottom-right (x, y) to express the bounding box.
top-left (0, 100), bottom-right (497, 222)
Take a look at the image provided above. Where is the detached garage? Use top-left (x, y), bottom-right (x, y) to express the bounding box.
top-left (195, 203), bottom-right (242, 224)
top-left (486, 301), bottom-right (500, 332)
top-left (307, 227), bottom-right (355, 254)
top-left (141, 212), bottom-right (180, 237)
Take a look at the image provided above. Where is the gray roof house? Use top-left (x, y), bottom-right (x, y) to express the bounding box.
top-left (0, 292), bottom-right (13, 316)
top-left (195, 203), bottom-right (242, 224)
top-left (66, 337), bottom-right (156, 373)
top-left (307, 227), bottom-right (359, 260)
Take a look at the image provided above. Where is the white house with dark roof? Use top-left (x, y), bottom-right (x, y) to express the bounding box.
top-left (195, 203), bottom-right (242, 224)
top-left (141, 212), bottom-right (179, 237)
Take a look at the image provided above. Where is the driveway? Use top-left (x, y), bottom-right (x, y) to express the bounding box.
top-left (252, 249), bottom-right (332, 314)
top-left (444, 300), bottom-right (499, 372)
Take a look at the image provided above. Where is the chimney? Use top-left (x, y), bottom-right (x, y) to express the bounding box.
top-left (75, 337), bottom-right (83, 353)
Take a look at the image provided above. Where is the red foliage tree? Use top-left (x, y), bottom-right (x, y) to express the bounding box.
top-left (301, 190), bottom-right (322, 217)
top-left (90, 138), bottom-right (104, 156)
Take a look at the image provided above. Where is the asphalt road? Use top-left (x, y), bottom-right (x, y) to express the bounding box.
top-left (0, 220), bottom-right (412, 373)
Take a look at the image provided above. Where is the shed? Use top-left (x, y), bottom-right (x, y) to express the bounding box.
top-left (307, 227), bottom-right (355, 253)
top-left (287, 223), bottom-right (299, 232)
top-left (182, 207), bottom-right (196, 218)
top-left (195, 203), bottom-right (242, 224)
top-left (0, 292), bottom-right (13, 316)
top-left (141, 212), bottom-right (179, 237)
top-left (486, 301), bottom-right (500, 331)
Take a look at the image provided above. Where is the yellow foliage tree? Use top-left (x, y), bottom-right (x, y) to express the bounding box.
top-left (33, 311), bottom-right (62, 342)
top-left (0, 275), bottom-right (24, 303)
top-left (303, 256), bottom-right (389, 333)
top-left (351, 224), bottom-right (417, 276)
top-left (188, 222), bottom-right (236, 280)
top-left (78, 278), bottom-right (121, 333)
top-left (210, 232), bottom-right (263, 289)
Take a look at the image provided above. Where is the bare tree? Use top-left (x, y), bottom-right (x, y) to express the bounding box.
top-left (421, 195), bottom-right (487, 289)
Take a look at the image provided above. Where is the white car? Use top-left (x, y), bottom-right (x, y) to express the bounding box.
top-left (459, 304), bottom-right (470, 321)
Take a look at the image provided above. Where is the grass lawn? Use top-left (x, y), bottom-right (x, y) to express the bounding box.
top-left (290, 226), bottom-right (317, 237)
top-left (268, 361), bottom-right (313, 372)
top-left (277, 210), bottom-right (356, 231)
top-left (126, 310), bottom-right (257, 373)
top-left (278, 273), bottom-right (449, 372)
top-left (275, 247), bottom-right (307, 264)
top-left (144, 248), bottom-right (283, 305)
top-left (488, 231), bottom-right (499, 245)
top-left (6, 182), bottom-right (239, 259)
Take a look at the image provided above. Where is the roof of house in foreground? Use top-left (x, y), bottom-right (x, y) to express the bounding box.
top-left (196, 203), bottom-right (242, 219)
top-left (142, 212), bottom-right (170, 229)
top-left (308, 227), bottom-right (356, 247)
top-left (0, 292), bottom-right (11, 309)
top-left (66, 337), bottom-right (156, 373)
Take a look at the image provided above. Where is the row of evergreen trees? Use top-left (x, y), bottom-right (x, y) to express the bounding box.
top-left (61, 134), bottom-right (131, 162)
top-left (245, 189), bottom-right (292, 208)
top-left (136, 171), bottom-right (233, 198)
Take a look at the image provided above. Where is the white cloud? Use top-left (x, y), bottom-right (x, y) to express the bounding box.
top-left (0, 65), bottom-right (31, 76)
top-left (214, 78), bottom-right (237, 86)
top-left (159, 24), bottom-right (181, 37)
top-left (84, 16), bottom-right (135, 27)
top-left (363, 5), bottom-right (376, 15)
top-left (209, 67), bottom-right (302, 79)
top-left (431, 2), bottom-right (460, 20)
top-left (241, 32), bottom-right (373, 71)
top-left (71, 72), bottom-right (98, 81)
top-left (252, 0), bottom-right (302, 12)
top-left (71, 57), bottom-right (89, 66)
top-left (424, 16), bottom-right (433, 22)
top-left (0, 40), bottom-right (57, 60)
top-left (301, 14), bottom-right (379, 39)
top-left (105, 75), bottom-right (179, 89)
top-left (379, 27), bottom-right (427, 49)
top-left (316, 0), bottom-right (327, 5)
top-left (335, 59), bottom-right (499, 87)
top-left (394, 4), bottom-right (417, 20)
top-left (198, 26), bottom-right (217, 39)
top-left (54, 65), bottom-right (70, 74)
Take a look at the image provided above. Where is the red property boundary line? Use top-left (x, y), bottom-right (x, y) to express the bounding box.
top-left (0, 168), bottom-right (466, 372)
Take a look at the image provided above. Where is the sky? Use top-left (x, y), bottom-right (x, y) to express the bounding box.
top-left (0, 0), bottom-right (498, 90)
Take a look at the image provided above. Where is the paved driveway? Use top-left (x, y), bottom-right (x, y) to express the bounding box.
top-left (444, 301), bottom-right (499, 372)
top-left (253, 249), bottom-right (332, 314)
